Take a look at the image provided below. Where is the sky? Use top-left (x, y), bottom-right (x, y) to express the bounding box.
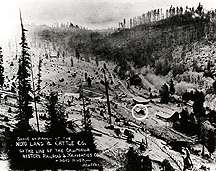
top-left (0, 0), bottom-right (216, 46)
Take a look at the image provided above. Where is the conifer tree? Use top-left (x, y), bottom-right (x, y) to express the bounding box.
top-left (62, 51), bottom-right (65, 63)
top-left (71, 56), bottom-right (73, 67)
top-left (45, 92), bottom-right (67, 135)
top-left (37, 56), bottom-right (42, 94)
top-left (213, 80), bottom-right (216, 94)
top-left (16, 11), bottom-right (33, 131)
top-left (0, 47), bottom-right (4, 88)
top-left (169, 79), bottom-right (175, 95)
top-left (160, 83), bottom-right (170, 104)
top-left (79, 82), bottom-right (96, 151)
top-left (193, 90), bottom-right (205, 121)
top-left (95, 56), bottom-right (99, 66)
top-left (75, 48), bottom-right (80, 61)
top-left (125, 147), bottom-right (139, 171)
top-left (206, 130), bottom-right (216, 157)
top-left (162, 159), bottom-right (175, 171)
top-left (57, 51), bottom-right (60, 58)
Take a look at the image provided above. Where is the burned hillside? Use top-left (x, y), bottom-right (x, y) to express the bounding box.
top-left (0, 2), bottom-right (216, 171)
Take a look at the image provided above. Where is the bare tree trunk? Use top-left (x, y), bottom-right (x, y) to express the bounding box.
top-left (202, 144), bottom-right (205, 157)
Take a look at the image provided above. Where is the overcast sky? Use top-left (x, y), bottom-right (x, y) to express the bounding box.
top-left (0, 0), bottom-right (216, 45)
top-left (17, 0), bottom-right (216, 29)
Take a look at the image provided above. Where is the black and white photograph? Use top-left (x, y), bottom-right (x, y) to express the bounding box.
top-left (0, 0), bottom-right (216, 170)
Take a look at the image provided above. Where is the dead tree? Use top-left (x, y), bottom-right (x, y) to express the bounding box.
top-left (102, 67), bottom-right (112, 125)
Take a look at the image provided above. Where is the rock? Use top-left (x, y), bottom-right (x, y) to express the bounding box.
top-left (59, 78), bottom-right (64, 82)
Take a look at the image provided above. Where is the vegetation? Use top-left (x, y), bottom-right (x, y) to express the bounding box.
top-left (180, 90), bottom-right (205, 133)
top-left (45, 92), bottom-right (67, 135)
top-left (0, 47), bottom-right (4, 88)
top-left (125, 147), bottom-right (152, 171)
top-left (206, 130), bottom-right (216, 157)
top-left (172, 63), bottom-right (187, 77)
top-left (160, 83), bottom-right (170, 104)
top-left (79, 82), bottom-right (97, 152)
top-left (37, 11), bottom-right (209, 79)
top-left (213, 80), bottom-right (216, 94)
top-left (155, 58), bottom-right (171, 76)
top-left (4, 3), bottom-right (216, 171)
top-left (161, 159), bottom-right (175, 171)
top-left (169, 79), bottom-right (175, 95)
top-left (37, 56), bottom-right (42, 94)
top-left (16, 12), bottom-right (33, 131)
top-left (125, 147), bottom-right (140, 171)
top-left (192, 90), bottom-right (205, 122)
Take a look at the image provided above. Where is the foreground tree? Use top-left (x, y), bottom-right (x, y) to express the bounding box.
top-left (206, 130), bottom-right (216, 158)
top-left (16, 11), bottom-right (33, 131)
top-left (169, 79), bottom-right (175, 95)
top-left (213, 80), bottom-right (216, 94)
top-left (45, 92), bottom-right (67, 135)
top-left (79, 82), bottom-right (96, 151)
top-left (200, 121), bottom-right (215, 158)
top-left (125, 147), bottom-right (139, 171)
top-left (160, 83), bottom-right (170, 104)
top-left (124, 147), bottom-right (152, 171)
top-left (162, 159), bottom-right (175, 171)
top-left (193, 90), bottom-right (205, 123)
top-left (37, 56), bottom-right (42, 94)
top-left (0, 47), bottom-right (4, 88)
top-left (71, 56), bottom-right (73, 67)
top-left (75, 48), bottom-right (80, 61)
top-left (95, 56), bottom-right (99, 66)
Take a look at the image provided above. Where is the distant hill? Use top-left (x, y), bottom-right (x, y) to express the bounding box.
top-left (32, 11), bottom-right (216, 79)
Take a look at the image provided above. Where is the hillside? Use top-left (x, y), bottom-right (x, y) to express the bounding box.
top-left (1, 5), bottom-right (216, 171)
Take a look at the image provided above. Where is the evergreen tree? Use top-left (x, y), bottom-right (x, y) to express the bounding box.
top-left (213, 80), bottom-right (216, 94)
top-left (123, 18), bottom-right (126, 28)
top-left (57, 51), bottom-right (60, 58)
top-left (84, 108), bottom-right (96, 151)
top-left (95, 56), bottom-right (99, 66)
top-left (206, 130), bottom-right (216, 157)
top-left (16, 11), bottom-right (33, 131)
top-left (62, 51), bottom-right (65, 63)
top-left (169, 79), bottom-right (175, 95)
top-left (192, 90), bottom-right (205, 121)
top-left (162, 159), bottom-right (175, 171)
top-left (75, 48), bottom-right (80, 61)
top-left (207, 60), bottom-right (211, 71)
top-left (180, 108), bottom-right (190, 132)
top-left (160, 83), bottom-right (170, 104)
top-left (0, 47), bottom-right (4, 88)
top-left (45, 92), bottom-right (67, 135)
top-left (125, 147), bottom-right (139, 171)
top-left (80, 83), bottom-right (96, 151)
top-left (71, 56), bottom-right (73, 67)
top-left (37, 56), bottom-right (42, 94)
top-left (87, 77), bottom-right (92, 87)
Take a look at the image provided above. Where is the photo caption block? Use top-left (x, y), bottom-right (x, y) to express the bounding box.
top-left (9, 132), bottom-right (102, 170)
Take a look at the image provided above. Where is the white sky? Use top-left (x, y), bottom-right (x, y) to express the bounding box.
top-left (0, 0), bottom-right (216, 46)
